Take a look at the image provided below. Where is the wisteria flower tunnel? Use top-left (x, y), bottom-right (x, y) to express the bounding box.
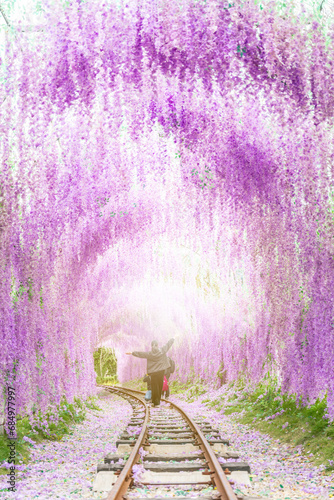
top-left (1, 0), bottom-right (334, 424)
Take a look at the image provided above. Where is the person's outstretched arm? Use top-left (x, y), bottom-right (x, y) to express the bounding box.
top-left (161, 338), bottom-right (174, 354)
top-left (128, 350), bottom-right (150, 358)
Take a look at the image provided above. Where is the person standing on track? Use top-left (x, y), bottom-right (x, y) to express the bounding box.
top-left (162, 374), bottom-right (169, 399)
top-left (126, 338), bottom-right (174, 407)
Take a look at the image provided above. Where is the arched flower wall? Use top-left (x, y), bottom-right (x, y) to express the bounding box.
top-left (0, 0), bottom-right (334, 419)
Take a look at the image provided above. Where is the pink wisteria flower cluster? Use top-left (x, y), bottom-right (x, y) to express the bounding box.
top-left (0, 0), bottom-right (334, 422)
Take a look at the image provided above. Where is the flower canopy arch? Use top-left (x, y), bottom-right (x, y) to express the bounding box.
top-left (1, 0), bottom-right (334, 419)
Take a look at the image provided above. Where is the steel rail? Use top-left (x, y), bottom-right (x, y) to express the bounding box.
top-left (100, 385), bottom-right (149, 500)
top-left (102, 385), bottom-right (238, 500)
top-left (170, 398), bottom-right (238, 500)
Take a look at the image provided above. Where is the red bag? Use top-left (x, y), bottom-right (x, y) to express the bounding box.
top-left (162, 375), bottom-right (169, 392)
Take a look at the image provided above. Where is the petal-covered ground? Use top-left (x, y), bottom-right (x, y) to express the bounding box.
top-left (0, 390), bottom-right (131, 500)
top-left (170, 394), bottom-right (334, 500)
top-left (1, 389), bottom-right (333, 499)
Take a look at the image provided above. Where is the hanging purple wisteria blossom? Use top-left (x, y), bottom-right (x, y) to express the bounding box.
top-left (0, 0), bottom-right (334, 420)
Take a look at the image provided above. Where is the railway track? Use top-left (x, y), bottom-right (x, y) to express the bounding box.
top-left (94, 386), bottom-right (260, 500)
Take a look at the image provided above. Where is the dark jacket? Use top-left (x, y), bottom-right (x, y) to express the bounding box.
top-left (132, 339), bottom-right (174, 374)
top-left (165, 357), bottom-right (173, 379)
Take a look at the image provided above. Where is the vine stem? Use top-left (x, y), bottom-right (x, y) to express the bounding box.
top-left (0, 3), bottom-right (10, 27)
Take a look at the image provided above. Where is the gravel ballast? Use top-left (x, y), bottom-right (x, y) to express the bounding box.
top-left (170, 393), bottom-right (334, 500)
top-left (1, 388), bottom-right (333, 499)
top-left (0, 390), bottom-right (131, 500)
